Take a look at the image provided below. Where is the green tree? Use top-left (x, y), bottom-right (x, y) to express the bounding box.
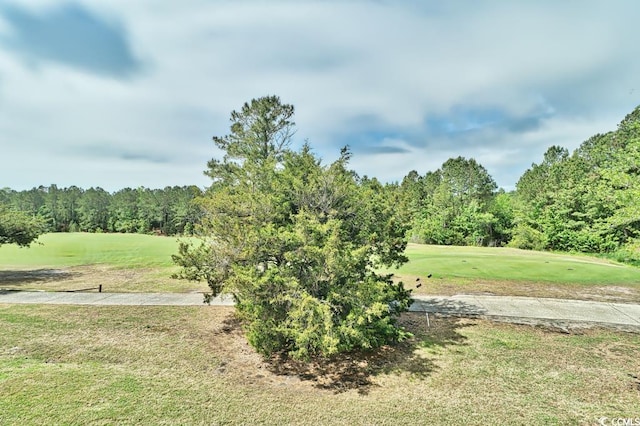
top-left (0, 206), bottom-right (45, 246)
top-left (78, 187), bottom-right (111, 232)
top-left (512, 106), bottom-right (640, 255)
top-left (173, 96), bottom-right (412, 359)
top-left (109, 188), bottom-right (141, 233)
top-left (486, 190), bottom-right (515, 246)
top-left (169, 186), bottom-right (203, 235)
top-left (406, 157), bottom-right (500, 246)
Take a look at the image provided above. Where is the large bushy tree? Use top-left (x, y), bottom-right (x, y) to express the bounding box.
top-left (509, 105), bottom-right (640, 260)
top-left (0, 206), bottom-right (45, 247)
top-left (404, 157), bottom-right (501, 246)
top-left (173, 96), bottom-right (412, 359)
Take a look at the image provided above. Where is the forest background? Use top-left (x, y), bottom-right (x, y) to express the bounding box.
top-left (2, 106), bottom-right (639, 266)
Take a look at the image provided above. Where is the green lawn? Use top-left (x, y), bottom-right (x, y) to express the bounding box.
top-left (0, 232), bottom-right (179, 269)
top-left (398, 243), bottom-right (640, 285)
top-left (2, 234), bottom-right (639, 300)
top-left (384, 244), bottom-right (640, 302)
top-left (0, 304), bottom-right (638, 425)
top-left (1, 236), bottom-right (639, 423)
top-left (0, 233), bottom-right (206, 293)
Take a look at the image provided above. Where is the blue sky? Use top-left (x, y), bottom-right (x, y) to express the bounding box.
top-left (0, 0), bottom-right (638, 191)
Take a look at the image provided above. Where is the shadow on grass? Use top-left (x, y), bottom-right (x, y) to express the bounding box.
top-left (219, 312), bottom-right (474, 395)
top-left (411, 297), bottom-right (488, 316)
top-left (0, 269), bottom-right (75, 286)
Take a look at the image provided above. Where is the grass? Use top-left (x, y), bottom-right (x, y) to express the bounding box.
top-left (0, 233), bottom-right (207, 293)
top-left (0, 304), bottom-right (638, 425)
top-left (385, 244), bottom-right (640, 303)
top-left (2, 236), bottom-right (639, 423)
top-left (0, 233), bottom-right (179, 268)
top-left (1, 234), bottom-right (639, 301)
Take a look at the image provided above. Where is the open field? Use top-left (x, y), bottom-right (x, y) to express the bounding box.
top-left (0, 304), bottom-right (638, 425)
top-left (0, 232), bottom-right (179, 268)
top-left (386, 244), bottom-right (640, 303)
top-left (2, 235), bottom-right (639, 424)
top-left (1, 234), bottom-right (639, 301)
top-left (0, 233), bottom-right (207, 293)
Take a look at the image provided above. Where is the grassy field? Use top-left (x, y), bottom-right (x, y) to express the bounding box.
top-left (0, 233), bottom-right (207, 293)
top-left (386, 244), bottom-right (640, 303)
top-left (2, 234), bottom-right (639, 424)
top-left (0, 232), bottom-right (179, 268)
top-left (1, 233), bottom-right (639, 301)
top-left (0, 304), bottom-right (638, 425)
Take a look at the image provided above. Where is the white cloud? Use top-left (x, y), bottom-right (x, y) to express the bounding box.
top-left (0, 0), bottom-right (639, 191)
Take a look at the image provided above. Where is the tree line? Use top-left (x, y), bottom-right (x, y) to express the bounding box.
top-left (1, 105), bottom-right (639, 266)
top-left (396, 105), bottom-right (640, 265)
top-left (0, 185), bottom-right (203, 237)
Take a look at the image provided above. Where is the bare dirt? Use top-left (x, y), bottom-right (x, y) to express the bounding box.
top-left (207, 310), bottom-right (472, 394)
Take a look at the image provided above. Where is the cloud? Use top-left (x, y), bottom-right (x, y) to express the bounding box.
top-left (0, 3), bottom-right (141, 78)
top-left (362, 145), bottom-right (413, 155)
top-left (421, 104), bottom-right (555, 145)
top-left (71, 144), bottom-right (171, 164)
top-left (0, 0), bottom-right (639, 192)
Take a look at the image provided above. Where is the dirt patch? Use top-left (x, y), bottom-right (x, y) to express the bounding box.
top-left (485, 315), bottom-right (640, 334)
top-left (205, 309), bottom-right (640, 398)
top-left (0, 269), bottom-right (73, 284)
top-left (0, 265), bottom-right (207, 293)
top-left (595, 286), bottom-right (635, 294)
top-left (208, 311), bottom-right (472, 394)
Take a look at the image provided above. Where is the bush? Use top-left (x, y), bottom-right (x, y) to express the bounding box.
top-left (507, 224), bottom-right (546, 251)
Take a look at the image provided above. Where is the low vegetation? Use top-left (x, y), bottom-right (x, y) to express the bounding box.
top-left (1, 233), bottom-right (638, 301)
top-left (388, 244), bottom-right (640, 303)
top-left (1, 304), bottom-right (638, 425)
top-left (0, 233), bottom-right (207, 293)
top-left (174, 96), bottom-right (412, 359)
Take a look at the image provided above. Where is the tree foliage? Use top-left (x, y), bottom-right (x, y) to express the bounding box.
top-left (173, 96), bottom-right (412, 359)
top-left (0, 206), bottom-right (45, 247)
top-left (511, 106), bottom-right (640, 258)
top-left (0, 185), bottom-right (203, 236)
top-left (394, 105), bottom-right (640, 263)
top-left (402, 157), bottom-right (503, 246)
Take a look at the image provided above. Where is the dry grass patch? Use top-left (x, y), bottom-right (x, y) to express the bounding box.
top-left (0, 265), bottom-right (209, 293)
top-left (1, 304), bottom-right (639, 424)
top-left (397, 273), bottom-right (640, 303)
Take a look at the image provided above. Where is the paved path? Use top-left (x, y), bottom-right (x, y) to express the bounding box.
top-left (411, 295), bottom-right (640, 331)
top-left (1, 290), bottom-right (639, 331)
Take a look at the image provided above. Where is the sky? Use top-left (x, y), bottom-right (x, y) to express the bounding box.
top-left (0, 0), bottom-right (639, 192)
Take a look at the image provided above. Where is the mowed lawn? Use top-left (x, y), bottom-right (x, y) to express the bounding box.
top-left (0, 233), bottom-right (208, 293)
top-left (1, 234), bottom-right (639, 300)
top-left (0, 232), bottom-right (179, 268)
top-left (1, 235), bottom-right (640, 424)
top-left (1, 304), bottom-right (639, 425)
top-left (385, 244), bottom-right (640, 303)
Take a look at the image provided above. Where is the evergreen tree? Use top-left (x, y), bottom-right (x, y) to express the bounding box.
top-left (173, 96), bottom-right (412, 359)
